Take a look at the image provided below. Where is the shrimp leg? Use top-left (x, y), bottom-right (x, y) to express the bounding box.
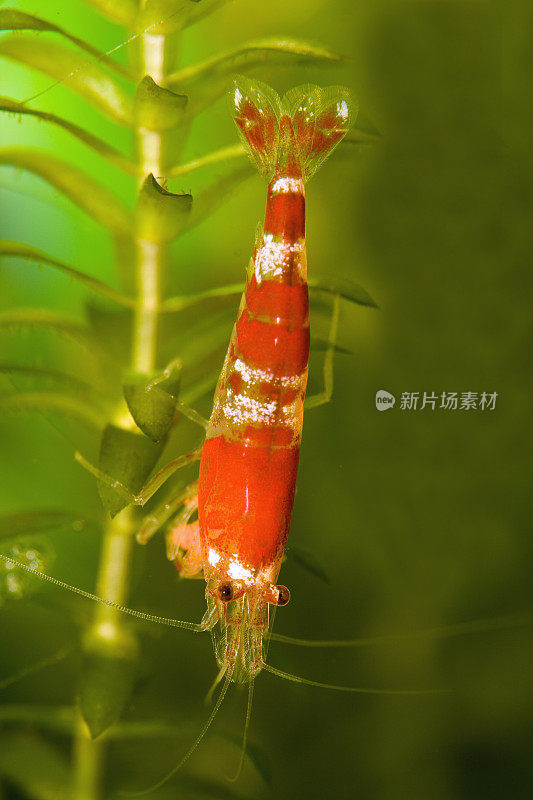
top-left (136, 482), bottom-right (196, 544)
top-left (75, 448), bottom-right (202, 506)
top-left (174, 401), bottom-right (208, 429)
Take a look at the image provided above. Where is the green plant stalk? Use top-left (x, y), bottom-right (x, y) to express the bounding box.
top-left (72, 714), bottom-right (104, 800)
top-left (71, 27), bottom-right (173, 800)
top-left (132, 31), bottom-right (169, 373)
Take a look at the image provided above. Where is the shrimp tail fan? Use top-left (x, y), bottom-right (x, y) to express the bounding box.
top-left (232, 78), bottom-right (356, 183)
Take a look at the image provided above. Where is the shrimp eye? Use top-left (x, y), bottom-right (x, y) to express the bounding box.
top-left (264, 582), bottom-right (291, 606)
top-left (276, 585), bottom-right (291, 606)
top-left (217, 582), bottom-right (234, 602)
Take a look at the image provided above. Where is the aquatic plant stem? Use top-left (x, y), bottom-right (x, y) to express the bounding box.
top-left (72, 715), bottom-right (104, 800)
top-left (71, 26), bottom-right (172, 800)
top-left (133, 29), bottom-right (170, 373)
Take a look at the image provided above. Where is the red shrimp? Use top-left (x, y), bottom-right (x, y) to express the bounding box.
top-left (170, 78), bottom-right (353, 683)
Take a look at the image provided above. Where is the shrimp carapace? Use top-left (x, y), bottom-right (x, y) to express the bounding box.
top-left (195, 78), bottom-right (355, 682)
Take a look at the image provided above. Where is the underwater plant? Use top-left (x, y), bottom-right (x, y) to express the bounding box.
top-left (0, 1), bottom-right (379, 796)
top-left (3, 4), bottom-right (525, 800)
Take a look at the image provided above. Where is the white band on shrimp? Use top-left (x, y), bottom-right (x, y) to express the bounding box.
top-left (254, 233), bottom-right (305, 282)
top-left (232, 357), bottom-right (303, 388)
top-left (270, 176), bottom-right (304, 195)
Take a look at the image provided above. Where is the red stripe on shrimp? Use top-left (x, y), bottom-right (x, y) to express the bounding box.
top-left (264, 184), bottom-right (305, 240)
top-left (245, 277), bottom-right (309, 327)
top-left (235, 310), bottom-right (310, 377)
top-left (199, 435), bottom-right (300, 572)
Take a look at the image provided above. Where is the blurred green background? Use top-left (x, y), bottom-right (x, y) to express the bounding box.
top-left (1, 1), bottom-right (532, 799)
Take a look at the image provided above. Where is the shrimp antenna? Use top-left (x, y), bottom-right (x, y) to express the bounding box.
top-left (0, 554), bottom-right (202, 632)
top-left (228, 678), bottom-right (255, 782)
top-left (267, 612), bottom-right (532, 649)
top-left (122, 664), bottom-right (234, 797)
top-left (263, 662), bottom-right (450, 695)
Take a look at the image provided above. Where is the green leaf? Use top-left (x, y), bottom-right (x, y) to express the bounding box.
top-left (168, 38), bottom-right (342, 114)
top-left (0, 363), bottom-right (106, 400)
top-left (171, 37), bottom-right (342, 86)
top-left (345, 111), bottom-right (382, 142)
top-left (0, 391), bottom-right (105, 429)
top-left (0, 309), bottom-right (107, 370)
top-left (0, 9), bottom-right (134, 79)
top-left (81, 0), bottom-right (137, 26)
top-left (0, 148), bottom-right (132, 236)
top-left (0, 705), bottom-right (76, 733)
top-left (0, 35), bottom-right (132, 123)
top-left (310, 336), bottom-right (353, 355)
top-left (85, 299), bottom-right (132, 370)
top-left (309, 276), bottom-right (379, 309)
top-left (181, 164), bottom-right (252, 234)
top-left (161, 282), bottom-right (242, 313)
top-left (158, 306), bottom-right (233, 386)
top-left (134, 76), bottom-right (187, 131)
top-left (0, 240), bottom-right (135, 306)
top-left (183, 0), bottom-right (235, 28)
top-left (124, 361), bottom-right (181, 442)
top-left (97, 424), bottom-right (164, 516)
top-left (221, 733), bottom-right (272, 786)
top-left (244, 740), bottom-right (273, 787)
top-left (134, 0), bottom-right (233, 34)
top-left (0, 313), bottom-right (111, 395)
top-left (0, 509), bottom-right (88, 542)
top-left (79, 644), bottom-right (138, 738)
top-left (168, 143), bottom-right (245, 179)
top-left (285, 544), bottom-right (330, 584)
top-left (133, 0), bottom-right (185, 34)
top-left (0, 731), bottom-right (69, 800)
top-left (0, 95), bottom-right (135, 173)
top-left (136, 174), bottom-right (192, 242)
top-left (344, 129), bottom-right (381, 148)
top-left (0, 646), bottom-right (74, 692)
